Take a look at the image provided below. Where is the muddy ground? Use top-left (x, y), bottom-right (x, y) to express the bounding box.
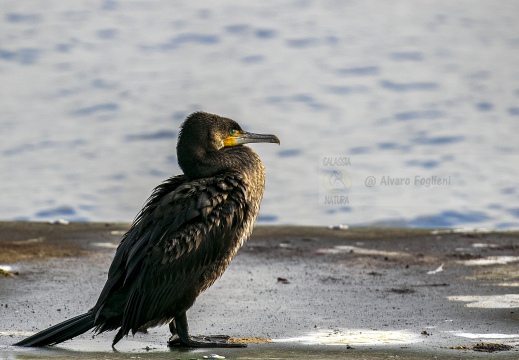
top-left (1, 222), bottom-right (519, 359)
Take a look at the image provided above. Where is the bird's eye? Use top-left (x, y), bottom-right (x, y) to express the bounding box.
top-left (229, 129), bottom-right (236, 136)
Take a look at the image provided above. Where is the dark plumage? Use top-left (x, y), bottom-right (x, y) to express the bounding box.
top-left (14, 111), bottom-right (279, 348)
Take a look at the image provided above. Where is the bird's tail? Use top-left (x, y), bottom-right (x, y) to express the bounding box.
top-left (14, 312), bottom-right (95, 347)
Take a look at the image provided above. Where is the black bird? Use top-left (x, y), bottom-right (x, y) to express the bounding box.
top-left (14, 111), bottom-right (279, 348)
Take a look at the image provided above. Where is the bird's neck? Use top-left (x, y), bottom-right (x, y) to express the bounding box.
top-left (178, 145), bottom-right (265, 186)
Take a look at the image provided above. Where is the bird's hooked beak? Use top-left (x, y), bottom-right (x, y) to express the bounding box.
top-left (224, 131), bottom-right (280, 147)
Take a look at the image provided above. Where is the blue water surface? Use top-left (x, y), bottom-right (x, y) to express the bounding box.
top-left (1, 1), bottom-right (519, 229)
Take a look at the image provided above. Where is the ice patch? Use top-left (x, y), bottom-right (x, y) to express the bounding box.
top-left (316, 245), bottom-right (409, 257)
top-left (274, 329), bottom-right (419, 346)
top-left (472, 243), bottom-right (499, 248)
top-left (461, 256), bottom-right (519, 266)
top-left (92, 242), bottom-right (118, 249)
top-left (448, 294), bottom-right (519, 308)
top-left (430, 227), bottom-right (491, 235)
top-left (449, 331), bottom-right (519, 340)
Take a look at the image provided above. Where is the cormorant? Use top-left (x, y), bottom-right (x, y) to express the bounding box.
top-left (14, 111), bottom-right (280, 348)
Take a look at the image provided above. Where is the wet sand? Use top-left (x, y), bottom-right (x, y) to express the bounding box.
top-left (1, 222), bottom-right (519, 359)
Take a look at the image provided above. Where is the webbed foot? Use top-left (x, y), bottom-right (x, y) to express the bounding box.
top-left (168, 334), bottom-right (246, 348)
top-left (168, 312), bottom-right (246, 348)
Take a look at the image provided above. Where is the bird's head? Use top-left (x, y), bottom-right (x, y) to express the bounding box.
top-left (177, 112), bottom-right (280, 178)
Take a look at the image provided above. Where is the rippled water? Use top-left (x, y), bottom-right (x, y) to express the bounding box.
top-left (1, 0), bottom-right (519, 229)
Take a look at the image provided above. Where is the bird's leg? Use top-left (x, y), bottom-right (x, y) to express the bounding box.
top-left (167, 312), bottom-right (246, 348)
top-left (168, 320), bottom-right (179, 343)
